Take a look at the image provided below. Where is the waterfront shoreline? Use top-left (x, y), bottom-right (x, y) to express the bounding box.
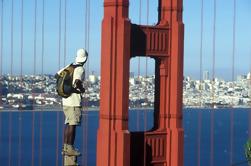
top-left (0, 106), bottom-right (250, 112)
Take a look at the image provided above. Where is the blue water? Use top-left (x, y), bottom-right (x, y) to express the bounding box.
top-left (0, 108), bottom-right (250, 166)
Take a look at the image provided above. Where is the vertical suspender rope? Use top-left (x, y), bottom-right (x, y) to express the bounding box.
top-left (58, 0), bottom-right (62, 71)
top-left (210, 0), bottom-right (216, 166)
top-left (82, 0), bottom-right (87, 164)
top-left (31, 0), bottom-right (37, 165)
top-left (39, 0), bottom-right (45, 166)
top-left (231, 0), bottom-right (236, 83)
top-left (64, 0), bottom-right (67, 66)
top-left (8, 0), bottom-right (14, 165)
top-left (144, 0), bottom-right (149, 131)
top-left (143, 0), bottom-right (149, 165)
top-left (0, 0), bottom-right (2, 78)
top-left (199, 0), bottom-right (204, 108)
top-left (41, 0), bottom-right (45, 76)
top-left (56, 0), bottom-right (62, 165)
top-left (249, 49), bottom-right (251, 140)
top-left (136, 0), bottom-right (142, 131)
top-left (197, 0), bottom-right (204, 165)
top-left (86, 0), bottom-right (90, 75)
top-left (84, 0), bottom-right (87, 50)
top-left (0, 0), bottom-right (3, 159)
top-left (86, 0), bottom-right (90, 165)
top-left (230, 0), bottom-right (236, 165)
top-left (10, 0), bottom-right (13, 78)
top-left (82, 0), bottom-right (89, 165)
top-left (212, 0), bottom-right (216, 106)
top-left (250, 49), bottom-right (251, 137)
top-left (0, 0), bottom-right (2, 79)
top-left (62, 0), bottom-right (67, 165)
top-left (18, 0), bottom-right (24, 165)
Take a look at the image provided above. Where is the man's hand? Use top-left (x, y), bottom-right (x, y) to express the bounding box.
top-left (73, 79), bottom-right (85, 93)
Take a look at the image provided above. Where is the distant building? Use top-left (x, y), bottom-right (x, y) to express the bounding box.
top-left (88, 75), bottom-right (98, 84)
top-left (247, 72), bottom-right (251, 80)
top-left (237, 75), bottom-right (246, 82)
top-left (130, 72), bottom-right (134, 78)
top-left (203, 71), bottom-right (209, 80)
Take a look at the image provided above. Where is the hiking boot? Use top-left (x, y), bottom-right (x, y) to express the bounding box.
top-left (62, 144), bottom-right (81, 156)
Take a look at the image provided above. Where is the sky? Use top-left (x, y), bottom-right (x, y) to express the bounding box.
top-left (0, 0), bottom-right (250, 80)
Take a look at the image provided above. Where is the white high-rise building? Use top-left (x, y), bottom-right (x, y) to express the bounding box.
top-left (247, 72), bottom-right (251, 79)
top-left (203, 71), bottom-right (209, 80)
top-left (89, 74), bottom-right (98, 84)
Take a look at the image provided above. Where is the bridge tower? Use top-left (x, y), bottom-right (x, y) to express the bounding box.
top-left (96, 0), bottom-right (184, 165)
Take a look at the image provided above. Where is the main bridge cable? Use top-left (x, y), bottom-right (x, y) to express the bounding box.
top-left (197, 0), bottom-right (204, 165)
top-left (230, 0), bottom-right (236, 165)
top-left (18, 0), bottom-right (24, 165)
top-left (8, 0), bottom-right (14, 165)
top-left (210, 0), bottom-right (217, 166)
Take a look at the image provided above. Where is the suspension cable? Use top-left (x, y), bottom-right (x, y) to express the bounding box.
top-left (250, 49), bottom-right (251, 136)
top-left (10, 0), bottom-right (13, 78)
top-left (0, 0), bottom-right (3, 160)
top-left (144, 0), bottom-right (149, 133)
top-left (249, 49), bottom-right (251, 140)
top-left (0, 0), bottom-right (3, 77)
top-left (250, 49), bottom-right (251, 109)
top-left (82, 0), bottom-right (87, 164)
top-left (39, 0), bottom-right (45, 166)
top-left (18, 0), bottom-right (24, 165)
top-left (31, 0), bottom-right (37, 165)
top-left (63, 0), bottom-right (67, 66)
top-left (62, 0), bottom-right (67, 165)
top-left (41, 0), bottom-right (44, 76)
top-left (56, 0), bottom-right (62, 165)
top-left (230, 0), bottom-right (236, 165)
top-left (143, 1), bottom-right (150, 165)
top-left (39, 109), bottom-right (43, 166)
top-left (8, 0), bottom-right (14, 165)
top-left (231, 0), bottom-right (236, 83)
top-left (212, 0), bottom-right (216, 106)
top-left (86, 0), bottom-right (90, 164)
top-left (136, 0), bottom-right (142, 131)
top-left (82, 0), bottom-right (90, 165)
top-left (199, 0), bottom-right (204, 107)
top-left (58, 0), bottom-right (62, 70)
top-left (197, 0), bottom-right (204, 165)
top-left (210, 0), bottom-right (217, 166)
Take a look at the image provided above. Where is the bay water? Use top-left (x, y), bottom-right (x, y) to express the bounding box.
top-left (0, 108), bottom-right (250, 166)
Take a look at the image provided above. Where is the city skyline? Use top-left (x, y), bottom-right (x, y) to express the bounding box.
top-left (0, 0), bottom-right (250, 80)
top-left (0, 70), bottom-right (250, 109)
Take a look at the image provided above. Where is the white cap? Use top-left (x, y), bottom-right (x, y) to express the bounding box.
top-left (75, 48), bottom-right (88, 63)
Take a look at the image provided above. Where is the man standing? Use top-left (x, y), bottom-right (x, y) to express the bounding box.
top-left (60, 48), bottom-right (88, 156)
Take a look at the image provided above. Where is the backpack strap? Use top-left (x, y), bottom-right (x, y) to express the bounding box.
top-left (71, 63), bottom-right (82, 68)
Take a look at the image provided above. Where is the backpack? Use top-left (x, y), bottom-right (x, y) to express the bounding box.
top-left (55, 64), bottom-right (82, 98)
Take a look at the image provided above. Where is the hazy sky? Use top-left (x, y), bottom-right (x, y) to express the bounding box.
top-left (0, 0), bottom-right (250, 80)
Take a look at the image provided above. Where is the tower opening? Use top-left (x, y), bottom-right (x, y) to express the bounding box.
top-left (129, 57), bottom-right (155, 132)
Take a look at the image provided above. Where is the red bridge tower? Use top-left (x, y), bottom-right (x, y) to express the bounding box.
top-left (96, 0), bottom-right (184, 165)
